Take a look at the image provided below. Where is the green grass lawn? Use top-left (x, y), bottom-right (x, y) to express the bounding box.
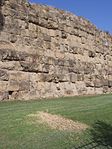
top-left (0, 94), bottom-right (112, 149)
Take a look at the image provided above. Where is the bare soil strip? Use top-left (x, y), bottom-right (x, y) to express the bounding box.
top-left (27, 111), bottom-right (89, 132)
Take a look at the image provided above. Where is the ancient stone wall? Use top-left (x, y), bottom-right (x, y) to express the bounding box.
top-left (0, 0), bottom-right (112, 100)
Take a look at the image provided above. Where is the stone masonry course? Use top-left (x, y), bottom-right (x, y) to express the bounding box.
top-left (0, 0), bottom-right (112, 100)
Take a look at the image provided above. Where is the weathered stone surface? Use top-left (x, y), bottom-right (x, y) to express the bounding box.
top-left (0, 0), bottom-right (112, 100)
top-left (0, 69), bottom-right (9, 81)
top-left (108, 81), bottom-right (112, 88)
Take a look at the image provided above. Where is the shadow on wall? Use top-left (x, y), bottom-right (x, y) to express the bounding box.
top-left (0, 0), bottom-right (5, 31)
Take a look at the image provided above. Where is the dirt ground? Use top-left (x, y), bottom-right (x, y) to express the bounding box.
top-left (27, 111), bottom-right (89, 132)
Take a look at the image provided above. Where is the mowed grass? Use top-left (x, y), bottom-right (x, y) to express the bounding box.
top-left (0, 94), bottom-right (112, 149)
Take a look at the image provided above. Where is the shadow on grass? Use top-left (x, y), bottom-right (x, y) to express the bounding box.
top-left (90, 120), bottom-right (112, 147)
top-left (72, 121), bottom-right (112, 149)
top-left (0, 0), bottom-right (5, 31)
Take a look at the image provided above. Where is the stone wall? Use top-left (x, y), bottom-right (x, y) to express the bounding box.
top-left (0, 0), bottom-right (112, 100)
